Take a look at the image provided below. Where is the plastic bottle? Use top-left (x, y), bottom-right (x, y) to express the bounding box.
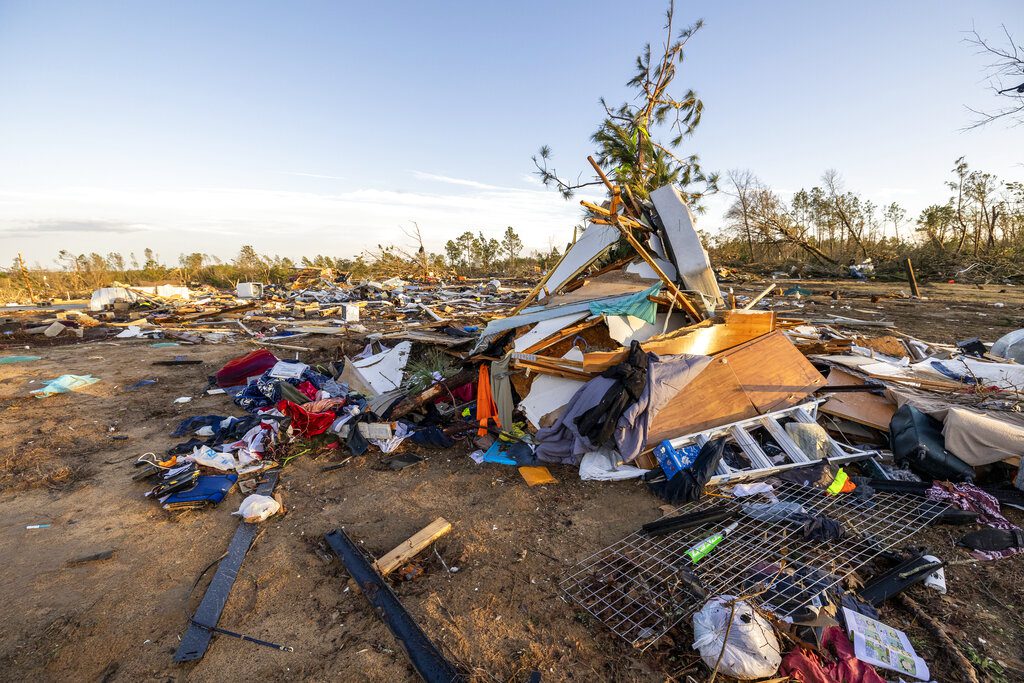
top-left (685, 521), bottom-right (739, 563)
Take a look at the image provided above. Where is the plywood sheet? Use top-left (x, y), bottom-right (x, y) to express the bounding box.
top-left (584, 310), bottom-right (775, 372)
top-left (646, 331), bottom-right (824, 444)
top-left (820, 367), bottom-right (897, 431)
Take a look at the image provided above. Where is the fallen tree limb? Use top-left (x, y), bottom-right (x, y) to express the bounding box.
top-left (895, 593), bottom-right (980, 683)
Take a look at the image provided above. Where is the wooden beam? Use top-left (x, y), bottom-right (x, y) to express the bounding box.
top-left (905, 258), bottom-right (921, 298)
top-left (742, 283), bottom-right (776, 310)
top-left (372, 517), bottom-right (452, 577)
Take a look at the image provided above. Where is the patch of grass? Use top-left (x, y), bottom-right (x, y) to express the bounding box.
top-left (963, 642), bottom-right (1008, 683)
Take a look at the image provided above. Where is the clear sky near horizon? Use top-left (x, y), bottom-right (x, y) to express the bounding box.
top-left (0, 1), bottom-right (1020, 267)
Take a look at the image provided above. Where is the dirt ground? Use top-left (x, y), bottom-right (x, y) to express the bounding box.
top-left (0, 279), bottom-right (1023, 683)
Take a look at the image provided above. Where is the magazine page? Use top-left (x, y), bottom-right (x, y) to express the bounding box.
top-left (842, 607), bottom-right (930, 680)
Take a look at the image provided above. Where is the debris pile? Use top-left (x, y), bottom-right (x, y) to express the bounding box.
top-left (6, 173), bottom-right (1023, 681)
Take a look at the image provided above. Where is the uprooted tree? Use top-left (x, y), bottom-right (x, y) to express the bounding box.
top-left (533, 0), bottom-right (717, 208)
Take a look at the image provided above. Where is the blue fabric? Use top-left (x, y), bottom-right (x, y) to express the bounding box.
top-left (587, 283), bottom-right (662, 324)
top-left (233, 366), bottom-right (346, 413)
top-left (171, 415), bottom-right (226, 437)
top-left (163, 474), bottom-right (237, 505)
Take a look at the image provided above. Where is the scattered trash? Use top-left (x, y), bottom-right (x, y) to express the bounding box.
top-left (30, 374), bottom-right (99, 397)
top-left (0, 355), bottom-right (41, 364)
top-left (692, 596), bottom-right (782, 679)
top-left (233, 494), bottom-right (281, 522)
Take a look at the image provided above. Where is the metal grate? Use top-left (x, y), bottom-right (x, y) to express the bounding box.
top-left (560, 480), bottom-right (947, 649)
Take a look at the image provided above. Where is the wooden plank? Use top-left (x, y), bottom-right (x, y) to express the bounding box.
top-left (583, 310), bottom-right (775, 373)
top-left (373, 517), bottom-right (452, 577)
top-left (819, 367), bottom-right (897, 431)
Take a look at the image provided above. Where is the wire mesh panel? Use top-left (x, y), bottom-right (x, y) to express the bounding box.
top-left (560, 480), bottom-right (947, 649)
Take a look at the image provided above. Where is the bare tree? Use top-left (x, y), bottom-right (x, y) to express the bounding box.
top-left (964, 25), bottom-right (1024, 129)
top-left (822, 170), bottom-right (869, 259)
top-left (724, 170), bottom-right (759, 259)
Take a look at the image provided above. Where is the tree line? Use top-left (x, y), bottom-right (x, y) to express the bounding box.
top-left (1, 226), bottom-right (562, 301)
top-left (711, 158), bottom-right (1024, 279)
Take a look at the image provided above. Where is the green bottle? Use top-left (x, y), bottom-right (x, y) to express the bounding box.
top-left (685, 522), bottom-right (739, 563)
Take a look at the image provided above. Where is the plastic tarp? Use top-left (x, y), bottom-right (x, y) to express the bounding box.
top-left (30, 374), bottom-right (100, 397)
top-left (587, 283), bottom-right (661, 324)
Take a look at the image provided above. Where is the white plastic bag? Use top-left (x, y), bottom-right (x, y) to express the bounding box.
top-left (233, 494), bottom-right (281, 523)
top-left (189, 446), bottom-right (238, 472)
top-left (692, 596), bottom-right (781, 680)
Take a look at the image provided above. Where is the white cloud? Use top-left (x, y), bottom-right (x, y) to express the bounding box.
top-left (410, 171), bottom-right (507, 191)
top-left (0, 180), bottom-right (605, 262)
top-left (276, 171), bottom-right (347, 181)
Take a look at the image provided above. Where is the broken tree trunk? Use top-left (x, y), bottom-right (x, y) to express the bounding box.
top-left (388, 367), bottom-right (476, 420)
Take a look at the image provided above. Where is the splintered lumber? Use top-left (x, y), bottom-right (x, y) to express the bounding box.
top-left (373, 518), bottom-right (452, 577)
top-left (742, 283), bottom-right (776, 310)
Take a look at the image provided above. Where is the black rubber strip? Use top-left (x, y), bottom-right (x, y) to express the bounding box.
top-left (173, 469), bottom-right (280, 663)
top-left (859, 553), bottom-right (939, 606)
top-left (642, 505), bottom-right (736, 536)
top-left (324, 528), bottom-right (463, 683)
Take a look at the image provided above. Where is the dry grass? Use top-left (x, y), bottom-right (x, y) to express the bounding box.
top-left (0, 445), bottom-right (91, 492)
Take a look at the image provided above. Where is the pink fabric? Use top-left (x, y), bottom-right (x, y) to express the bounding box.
top-left (303, 397), bottom-right (346, 414)
top-left (780, 626), bottom-right (885, 683)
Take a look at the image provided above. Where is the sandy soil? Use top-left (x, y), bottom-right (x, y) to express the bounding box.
top-left (0, 279), bottom-right (1022, 682)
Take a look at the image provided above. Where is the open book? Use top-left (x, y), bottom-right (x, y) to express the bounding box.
top-left (842, 607), bottom-right (930, 681)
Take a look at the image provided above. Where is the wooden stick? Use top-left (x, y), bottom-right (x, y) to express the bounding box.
top-left (896, 594), bottom-right (979, 683)
top-left (742, 283), bottom-right (776, 310)
top-left (617, 225), bottom-right (702, 321)
top-left (905, 257), bottom-right (921, 298)
top-left (373, 518), bottom-right (452, 577)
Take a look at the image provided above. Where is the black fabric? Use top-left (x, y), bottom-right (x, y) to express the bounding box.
top-left (409, 424), bottom-right (455, 449)
top-left (791, 513), bottom-right (846, 542)
top-left (889, 404), bottom-right (974, 482)
top-left (645, 438), bottom-right (726, 504)
top-left (773, 461), bottom-right (835, 488)
top-left (958, 527), bottom-right (1024, 552)
top-left (575, 341), bottom-right (649, 447)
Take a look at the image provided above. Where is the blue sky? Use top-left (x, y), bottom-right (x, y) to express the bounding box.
top-left (0, 0), bottom-right (1020, 266)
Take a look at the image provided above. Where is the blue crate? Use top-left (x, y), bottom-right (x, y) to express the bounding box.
top-left (653, 441), bottom-right (700, 479)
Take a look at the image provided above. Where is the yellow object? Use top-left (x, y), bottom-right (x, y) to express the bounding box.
top-left (518, 466), bottom-right (559, 487)
top-left (826, 467), bottom-right (855, 495)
